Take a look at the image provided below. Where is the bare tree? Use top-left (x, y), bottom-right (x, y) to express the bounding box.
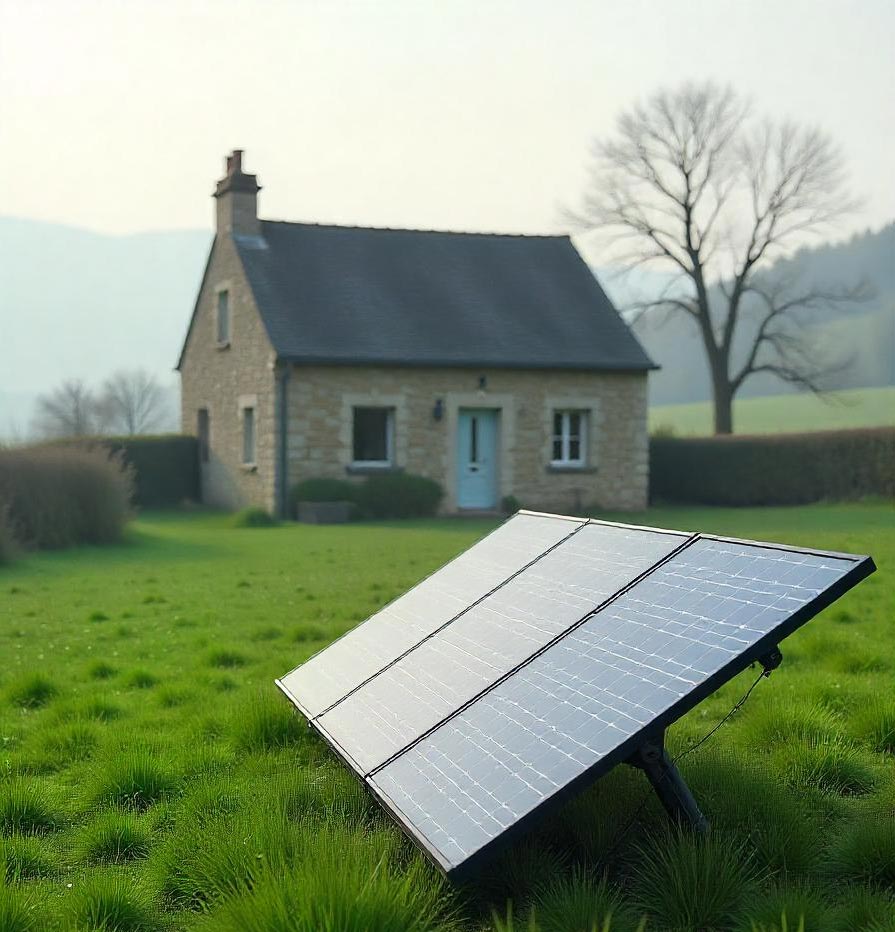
top-left (34, 379), bottom-right (99, 438)
top-left (571, 83), bottom-right (866, 433)
top-left (100, 369), bottom-right (165, 435)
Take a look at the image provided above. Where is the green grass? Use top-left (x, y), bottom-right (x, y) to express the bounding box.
top-left (0, 504), bottom-right (891, 929)
top-left (650, 385), bottom-right (895, 435)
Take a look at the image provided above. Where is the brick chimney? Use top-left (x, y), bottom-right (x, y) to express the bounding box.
top-left (213, 150), bottom-right (261, 237)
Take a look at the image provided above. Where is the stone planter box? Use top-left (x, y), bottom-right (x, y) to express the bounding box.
top-left (296, 501), bottom-right (353, 524)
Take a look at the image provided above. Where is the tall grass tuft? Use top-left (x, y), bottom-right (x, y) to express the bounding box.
top-left (825, 813), bottom-right (895, 887)
top-left (0, 835), bottom-right (58, 882)
top-left (87, 749), bottom-right (176, 811)
top-left (194, 823), bottom-right (457, 932)
top-left (736, 885), bottom-right (832, 932)
top-left (78, 810), bottom-right (151, 864)
top-left (528, 867), bottom-right (640, 932)
top-left (40, 720), bottom-right (99, 764)
top-left (0, 883), bottom-right (43, 932)
top-left (6, 674), bottom-right (58, 710)
top-left (0, 443), bottom-right (133, 550)
top-left (67, 874), bottom-right (160, 932)
top-left (630, 829), bottom-right (759, 931)
top-left (782, 738), bottom-right (876, 796)
top-left (230, 507), bottom-right (278, 528)
top-left (231, 692), bottom-right (307, 752)
top-left (0, 780), bottom-right (58, 834)
top-left (474, 840), bottom-right (570, 912)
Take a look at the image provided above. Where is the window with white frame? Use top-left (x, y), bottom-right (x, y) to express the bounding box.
top-left (551, 410), bottom-right (587, 466)
top-left (353, 407), bottom-right (393, 465)
top-left (242, 406), bottom-right (256, 465)
top-left (216, 289), bottom-right (230, 345)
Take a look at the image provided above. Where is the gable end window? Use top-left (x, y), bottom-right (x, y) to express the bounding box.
top-left (242, 406), bottom-right (256, 466)
top-left (551, 410), bottom-right (587, 467)
top-left (353, 407), bottom-right (394, 465)
top-left (216, 290), bottom-right (230, 346)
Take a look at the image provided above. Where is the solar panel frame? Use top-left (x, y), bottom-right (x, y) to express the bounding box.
top-left (276, 512), bottom-right (875, 881)
top-left (275, 511), bottom-right (585, 719)
top-left (364, 533), bottom-right (874, 880)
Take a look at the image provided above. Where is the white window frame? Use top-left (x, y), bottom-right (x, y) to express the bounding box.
top-left (216, 288), bottom-right (230, 347)
top-left (352, 406), bottom-right (394, 467)
top-left (241, 406), bottom-right (256, 466)
top-left (551, 409), bottom-right (587, 467)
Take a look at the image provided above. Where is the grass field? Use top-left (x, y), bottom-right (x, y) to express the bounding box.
top-left (649, 386), bottom-right (895, 436)
top-left (1, 506), bottom-right (893, 931)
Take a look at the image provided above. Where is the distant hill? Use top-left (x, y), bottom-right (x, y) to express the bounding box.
top-left (1, 215), bottom-right (891, 439)
top-left (617, 223), bottom-right (895, 406)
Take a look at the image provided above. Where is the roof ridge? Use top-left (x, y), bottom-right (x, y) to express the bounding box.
top-left (259, 218), bottom-right (568, 240)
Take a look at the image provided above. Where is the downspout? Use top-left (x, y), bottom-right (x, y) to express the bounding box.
top-left (275, 363), bottom-right (290, 518)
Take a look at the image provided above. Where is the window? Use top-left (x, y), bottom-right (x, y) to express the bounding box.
top-left (552, 410), bottom-right (586, 466)
top-left (197, 408), bottom-right (210, 463)
top-left (216, 290), bottom-right (230, 345)
top-left (242, 407), bottom-right (255, 465)
top-left (353, 407), bottom-right (393, 465)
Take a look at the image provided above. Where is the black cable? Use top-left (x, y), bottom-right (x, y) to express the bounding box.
top-left (601, 666), bottom-right (769, 862)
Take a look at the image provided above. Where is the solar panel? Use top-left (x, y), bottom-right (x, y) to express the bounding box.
top-left (316, 522), bottom-right (689, 774)
top-left (277, 513), bottom-right (875, 880)
top-left (276, 512), bottom-right (583, 718)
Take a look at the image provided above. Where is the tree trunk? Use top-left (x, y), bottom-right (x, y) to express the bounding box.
top-left (712, 373), bottom-right (733, 435)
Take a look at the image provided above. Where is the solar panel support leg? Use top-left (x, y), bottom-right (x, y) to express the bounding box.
top-left (629, 735), bottom-right (709, 834)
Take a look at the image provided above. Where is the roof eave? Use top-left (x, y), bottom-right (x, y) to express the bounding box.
top-left (275, 354), bottom-right (658, 372)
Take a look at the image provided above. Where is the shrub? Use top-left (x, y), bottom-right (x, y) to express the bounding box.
top-left (650, 426), bottom-right (895, 505)
top-left (290, 477), bottom-right (358, 508)
top-left (0, 505), bottom-right (18, 565)
top-left (356, 473), bottom-right (444, 519)
top-left (501, 495), bottom-right (522, 515)
top-left (230, 507), bottom-right (277, 528)
top-left (0, 443), bottom-right (132, 549)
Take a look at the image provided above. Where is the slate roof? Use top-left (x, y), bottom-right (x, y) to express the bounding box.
top-left (229, 221), bottom-right (655, 371)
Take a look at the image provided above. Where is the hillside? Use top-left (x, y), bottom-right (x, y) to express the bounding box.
top-left (624, 224), bottom-right (895, 406)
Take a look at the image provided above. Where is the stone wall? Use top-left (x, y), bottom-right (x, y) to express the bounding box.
top-left (178, 235), bottom-right (278, 511)
top-left (285, 366), bottom-right (649, 512)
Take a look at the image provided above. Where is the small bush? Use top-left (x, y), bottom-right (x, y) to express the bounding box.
top-left (357, 473), bottom-right (444, 519)
top-left (230, 507), bottom-right (278, 528)
top-left (0, 443), bottom-right (133, 549)
top-left (501, 495), bottom-right (522, 515)
top-left (0, 780), bottom-right (58, 834)
top-left (7, 674), bottom-right (58, 709)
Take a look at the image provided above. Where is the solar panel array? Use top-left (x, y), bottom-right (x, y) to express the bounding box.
top-left (277, 511), bottom-right (874, 879)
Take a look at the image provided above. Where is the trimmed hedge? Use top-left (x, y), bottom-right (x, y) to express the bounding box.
top-left (650, 427), bottom-right (895, 506)
top-left (104, 435), bottom-right (198, 508)
top-left (290, 473), bottom-right (444, 520)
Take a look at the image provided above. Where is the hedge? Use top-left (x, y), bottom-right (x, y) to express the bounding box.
top-left (290, 473), bottom-right (444, 519)
top-left (650, 427), bottom-right (895, 506)
top-left (104, 434), bottom-right (199, 508)
top-left (0, 445), bottom-right (133, 551)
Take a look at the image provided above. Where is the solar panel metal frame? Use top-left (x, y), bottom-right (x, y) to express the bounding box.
top-left (277, 512), bottom-right (875, 881)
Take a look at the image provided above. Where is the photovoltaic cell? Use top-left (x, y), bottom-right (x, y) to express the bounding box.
top-left (317, 522), bottom-right (688, 773)
top-left (369, 537), bottom-right (869, 874)
top-left (276, 512), bottom-right (582, 718)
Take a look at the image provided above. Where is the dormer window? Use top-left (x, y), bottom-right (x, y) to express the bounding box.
top-left (216, 289), bottom-right (230, 346)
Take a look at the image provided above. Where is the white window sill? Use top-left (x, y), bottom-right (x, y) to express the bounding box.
top-left (240, 463), bottom-right (257, 473)
top-left (345, 462), bottom-right (401, 475)
top-left (548, 463), bottom-right (595, 474)
top-left (216, 340), bottom-right (231, 350)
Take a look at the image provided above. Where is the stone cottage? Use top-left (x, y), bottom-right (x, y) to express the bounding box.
top-left (177, 151), bottom-right (655, 516)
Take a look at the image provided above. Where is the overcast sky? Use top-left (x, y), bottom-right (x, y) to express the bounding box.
top-left (1, 0), bottom-right (893, 238)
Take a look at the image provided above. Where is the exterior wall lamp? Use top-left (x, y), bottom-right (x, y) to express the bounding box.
top-left (433, 398), bottom-right (444, 421)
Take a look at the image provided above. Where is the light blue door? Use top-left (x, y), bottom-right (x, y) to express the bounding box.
top-left (457, 409), bottom-right (499, 509)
